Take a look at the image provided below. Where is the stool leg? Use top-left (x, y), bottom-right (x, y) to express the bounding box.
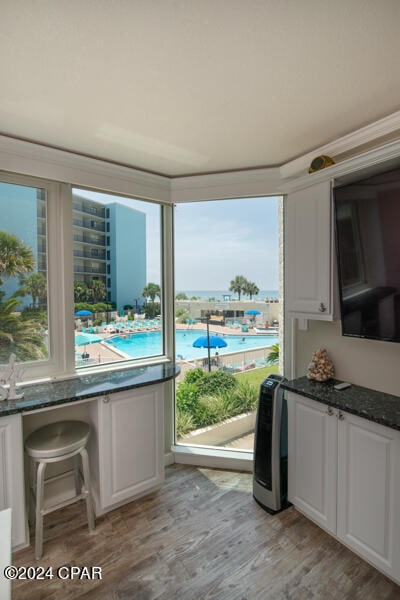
top-left (73, 455), bottom-right (81, 496)
top-left (28, 458), bottom-right (36, 526)
top-left (35, 461), bottom-right (47, 560)
top-left (79, 448), bottom-right (95, 532)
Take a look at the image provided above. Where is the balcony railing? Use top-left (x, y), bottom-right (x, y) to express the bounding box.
top-left (73, 250), bottom-right (106, 260)
top-left (73, 234), bottom-right (105, 246)
top-left (73, 219), bottom-right (105, 232)
top-left (74, 265), bottom-right (106, 274)
top-left (72, 203), bottom-right (106, 218)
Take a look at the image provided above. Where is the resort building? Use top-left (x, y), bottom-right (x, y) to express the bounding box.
top-left (104, 201), bottom-right (146, 309)
top-left (2, 189), bottom-right (146, 309)
top-left (72, 193), bottom-right (146, 308)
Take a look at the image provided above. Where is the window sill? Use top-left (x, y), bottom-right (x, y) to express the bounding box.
top-left (172, 444), bottom-right (253, 472)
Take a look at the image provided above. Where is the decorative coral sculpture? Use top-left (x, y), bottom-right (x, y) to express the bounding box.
top-left (307, 348), bottom-right (334, 382)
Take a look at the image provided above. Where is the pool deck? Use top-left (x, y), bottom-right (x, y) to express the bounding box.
top-left (75, 321), bottom-right (278, 367)
top-left (175, 322), bottom-right (268, 336)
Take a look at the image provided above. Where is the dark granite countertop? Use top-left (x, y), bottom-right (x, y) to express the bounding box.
top-left (0, 362), bottom-right (179, 417)
top-left (282, 376), bottom-right (400, 431)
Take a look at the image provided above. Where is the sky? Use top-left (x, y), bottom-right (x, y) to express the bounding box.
top-left (174, 197), bottom-right (280, 291)
top-left (74, 189), bottom-right (280, 291)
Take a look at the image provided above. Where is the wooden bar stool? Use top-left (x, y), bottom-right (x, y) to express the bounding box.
top-left (25, 420), bottom-right (95, 559)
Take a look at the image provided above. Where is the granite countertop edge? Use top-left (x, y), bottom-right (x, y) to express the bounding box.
top-left (282, 376), bottom-right (400, 432)
top-left (0, 362), bottom-right (180, 418)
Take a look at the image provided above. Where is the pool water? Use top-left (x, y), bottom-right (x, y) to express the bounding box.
top-left (105, 329), bottom-right (278, 360)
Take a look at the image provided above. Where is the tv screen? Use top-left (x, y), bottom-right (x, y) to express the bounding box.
top-left (333, 167), bottom-right (400, 343)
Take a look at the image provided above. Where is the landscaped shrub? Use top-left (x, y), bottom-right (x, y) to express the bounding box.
top-left (196, 393), bottom-right (229, 427)
top-left (176, 409), bottom-right (195, 437)
top-left (176, 368), bottom-right (259, 436)
top-left (176, 382), bottom-right (200, 414)
top-left (92, 302), bottom-right (110, 312)
top-left (196, 370), bottom-right (237, 396)
top-left (233, 380), bottom-right (259, 412)
top-left (184, 368), bottom-right (205, 386)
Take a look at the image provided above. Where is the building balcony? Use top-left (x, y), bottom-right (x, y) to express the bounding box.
top-left (73, 234), bottom-right (105, 246)
top-left (72, 203), bottom-right (106, 218)
top-left (74, 265), bottom-right (106, 275)
top-left (73, 218), bottom-right (105, 232)
top-left (73, 250), bottom-right (106, 260)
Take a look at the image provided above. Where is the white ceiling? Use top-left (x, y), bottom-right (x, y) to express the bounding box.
top-left (2, 1), bottom-right (400, 177)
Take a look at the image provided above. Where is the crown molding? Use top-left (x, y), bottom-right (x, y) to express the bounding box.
top-left (0, 135), bottom-right (171, 203)
top-left (279, 137), bottom-right (400, 193)
top-left (280, 110), bottom-right (400, 180)
top-left (171, 167), bottom-right (281, 202)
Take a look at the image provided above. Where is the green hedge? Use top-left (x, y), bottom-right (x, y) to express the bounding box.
top-left (176, 368), bottom-right (258, 437)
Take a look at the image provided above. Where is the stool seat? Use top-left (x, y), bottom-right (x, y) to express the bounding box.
top-left (25, 421), bottom-right (90, 459)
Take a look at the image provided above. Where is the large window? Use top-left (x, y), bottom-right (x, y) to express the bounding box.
top-left (174, 196), bottom-right (282, 453)
top-left (0, 172), bottom-right (170, 381)
top-left (72, 189), bottom-right (163, 368)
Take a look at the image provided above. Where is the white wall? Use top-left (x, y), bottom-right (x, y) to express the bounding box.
top-left (294, 319), bottom-right (400, 396)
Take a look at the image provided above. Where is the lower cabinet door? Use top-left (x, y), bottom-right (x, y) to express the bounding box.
top-left (98, 386), bottom-right (164, 509)
top-left (288, 392), bottom-right (337, 533)
top-left (0, 414), bottom-right (27, 548)
top-left (337, 412), bottom-right (400, 582)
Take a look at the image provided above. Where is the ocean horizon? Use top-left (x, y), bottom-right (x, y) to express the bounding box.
top-left (176, 289), bottom-right (279, 301)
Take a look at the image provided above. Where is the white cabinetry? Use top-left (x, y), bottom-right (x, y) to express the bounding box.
top-left (287, 391), bottom-right (400, 584)
top-left (287, 393), bottom-right (337, 532)
top-left (90, 385), bottom-right (164, 512)
top-left (0, 414), bottom-right (27, 549)
top-left (337, 411), bottom-right (400, 577)
top-left (285, 180), bottom-right (336, 319)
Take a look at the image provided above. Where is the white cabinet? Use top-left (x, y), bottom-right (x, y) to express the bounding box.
top-left (285, 180), bottom-right (337, 319)
top-left (337, 411), bottom-right (400, 578)
top-left (90, 385), bottom-right (164, 512)
top-left (287, 393), bottom-right (337, 533)
top-left (0, 414), bottom-right (27, 549)
top-left (288, 391), bottom-right (400, 584)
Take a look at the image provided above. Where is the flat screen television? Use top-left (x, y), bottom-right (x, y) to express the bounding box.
top-left (333, 166), bottom-right (400, 343)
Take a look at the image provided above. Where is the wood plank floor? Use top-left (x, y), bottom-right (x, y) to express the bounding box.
top-left (13, 464), bottom-right (400, 599)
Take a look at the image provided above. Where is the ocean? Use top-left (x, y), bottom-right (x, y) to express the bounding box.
top-left (176, 290), bottom-right (279, 301)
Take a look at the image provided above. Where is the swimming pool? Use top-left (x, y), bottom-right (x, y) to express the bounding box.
top-left (105, 329), bottom-right (279, 360)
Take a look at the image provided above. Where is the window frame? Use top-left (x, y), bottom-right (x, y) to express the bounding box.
top-left (0, 172), bottom-right (174, 382)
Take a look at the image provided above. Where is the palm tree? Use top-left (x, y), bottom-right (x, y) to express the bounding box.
top-left (74, 280), bottom-right (89, 303)
top-left (20, 272), bottom-right (47, 308)
top-left (229, 275), bottom-right (248, 300)
top-left (88, 279), bottom-right (106, 303)
top-left (0, 230), bottom-right (35, 284)
top-left (0, 296), bottom-right (47, 362)
top-left (142, 283), bottom-right (161, 303)
top-left (243, 281), bottom-right (259, 300)
top-left (266, 343), bottom-right (279, 365)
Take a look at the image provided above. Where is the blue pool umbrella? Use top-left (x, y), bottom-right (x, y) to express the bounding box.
top-left (75, 309), bottom-right (93, 317)
top-left (193, 336), bottom-right (228, 349)
top-left (245, 309), bottom-right (260, 323)
top-left (75, 332), bottom-right (102, 354)
top-left (193, 335), bottom-right (227, 372)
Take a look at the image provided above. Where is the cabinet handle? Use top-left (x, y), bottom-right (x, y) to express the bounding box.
top-left (319, 302), bottom-right (327, 313)
top-left (326, 406), bottom-right (334, 416)
top-left (103, 395), bottom-right (110, 403)
top-left (338, 411), bottom-right (345, 421)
